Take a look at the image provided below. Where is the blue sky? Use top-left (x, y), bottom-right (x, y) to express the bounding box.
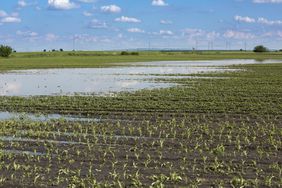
top-left (0, 0), bottom-right (282, 51)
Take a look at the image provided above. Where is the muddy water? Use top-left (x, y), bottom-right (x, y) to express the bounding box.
top-left (0, 59), bottom-right (268, 97)
top-left (0, 59), bottom-right (279, 97)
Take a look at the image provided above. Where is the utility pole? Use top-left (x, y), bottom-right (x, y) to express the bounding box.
top-left (72, 36), bottom-right (75, 51)
top-left (244, 41), bottom-right (247, 51)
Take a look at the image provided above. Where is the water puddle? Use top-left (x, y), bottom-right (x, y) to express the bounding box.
top-left (134, 59), bottom-right (281, 67)
top-left (0, 136), bottom-right (84, 145)
top-left (0, 111), bottom-right (100, 122)
top-left (1, 149), bottom-right (46, 156)
top-left (1, 59), bottom-right (277, 97)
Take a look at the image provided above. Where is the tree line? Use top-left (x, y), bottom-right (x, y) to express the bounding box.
top-left (0, 44), bottom-right (281, 58)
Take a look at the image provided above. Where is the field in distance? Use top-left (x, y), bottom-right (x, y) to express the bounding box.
top-left (0, 50), bottom-right (282, 71)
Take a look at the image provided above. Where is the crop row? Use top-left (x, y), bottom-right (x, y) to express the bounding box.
top-left (0, 117), bottom-right (281, 187)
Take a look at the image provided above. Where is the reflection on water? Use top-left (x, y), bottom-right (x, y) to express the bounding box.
top-left (0, 59), bottom-right (279, 96)
top-left (0, 111), bottom-right (99, 122)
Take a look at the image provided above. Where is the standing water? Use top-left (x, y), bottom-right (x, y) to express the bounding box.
top-left (0, 59), bottom-right (279, 97)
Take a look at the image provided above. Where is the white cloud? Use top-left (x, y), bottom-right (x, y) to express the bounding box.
top-left (78, 0), bottom-right (95, 3)
top-left (0, 11), bottom-right (21, 24)
top-left (234, 15), bottom-right (256, 23)
top-left (115, 16), bottom-right (141, 23)
top-left (160, 20), bottom-right (172, 25)
top-left (152, 0), bottom-right (168, 6)
top-left (159, 30), bottom-right (174, 35)
top-left (74, 34), bottom-right (98, 42)
top-left (48, 0), bottom-right (77, 10)
top-left (253, 0), bottom-right (282, 3)
top-left (1, 17), bottom-right (21, 23)
top-left (101, 5), bottom-right (121, 13)
top-left (16, 30), bottom-right (38, 37)
top-left (18, 0), bottom-right (27, 8)
top-left (206, 31), bottom-right (220, 40)
top-left (182, 29), bottom-right (220, 41)
top-left (261, 31), bottom-right (282, 38)
top-left (233, 15), bottom-right (282, 26)
top-left (83, 11), bottom-right (92, 17)
top-left (183, 28), bottom-right (205, 38)
top-left (127, 28), bottom-right (145, 33)
top-left (257, 17), bottom-right (282, 25)
top-left (224, 30), bottom-right (255, 39)
top-left (88, 19), bottom-right (108, 29)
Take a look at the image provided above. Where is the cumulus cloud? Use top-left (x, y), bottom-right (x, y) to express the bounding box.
top-left (234, 15), bottom-right (256, 23)
top-left (183, 28), bottom-right (205, 38)
top-left (224, 30), bottom-right (255, 39)
top-left (16, 30), bottom-right (38, 37)
top-left (234, 15), bottom-right (282, 25)
top-left (152, 0), bottom-right (168, 6)
top-left (74, 34), bottom-right (98, 42)
top-left (257, 17), bottom-right (282, 25)
top-left (159, 30), bottom-right (174, 35)
top-left (83, 11), bottom-right (93, 17)
top-left (127, 28), bottom-right (145, 33)
top-left (151, 30), bottom-right (174, 36)
top-left (78, 0), bottom-right (95, 3)
top-left (182, 28), bottom-right (220, 41)
top-left (0, 10), bottom-right (21, 24)
top-left (18, 0), bottom-right (27, 8)
top-left (253, 0), bottom-right (282, 3)
top-left (101, 5), bottom-right (121, 13)
top-left (48, 0), bottom-right (77, 10)
top-left (160, 20), bottom-right (172, 25)
top-left (261, 31), bottom-right (282, 38)
top-left (1, 16), bottom-right (21, 23)
top-left (115, 16), bottom-right (141, 23)
top-left (206, 31), bottom-right (220, 40)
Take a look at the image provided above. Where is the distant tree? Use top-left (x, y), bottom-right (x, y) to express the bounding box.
top-left (121, 51), bottom-right (129, 55)
top-left (0, 45), bottom-right (13, 57)
top-left (253, 45), bottom-right (268, 53)
top-left (240, 49), bottom-right (243, 51)
top-left (131, 52), bottom-right (139, 55)
top-left (279, 49), bottom-right (282, 52)
top-left (120, 51), bottom-right (139, 56)
top-left (43, 49), bottom-right (47, 52)
top-left (52, 49), bottom-right (56, 52)
top-left (60, 48), bottom-right (64, 52)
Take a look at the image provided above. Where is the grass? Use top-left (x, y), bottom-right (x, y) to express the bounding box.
top-left (0, 50), bottom-right (282, 71)
top-left (0, 53), bottom-right (281, 187)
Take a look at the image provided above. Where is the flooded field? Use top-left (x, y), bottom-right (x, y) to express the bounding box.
top-left (0, 58), bottom-right (281, 187)
top-left (1, 59), bottom-right (277, 97)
